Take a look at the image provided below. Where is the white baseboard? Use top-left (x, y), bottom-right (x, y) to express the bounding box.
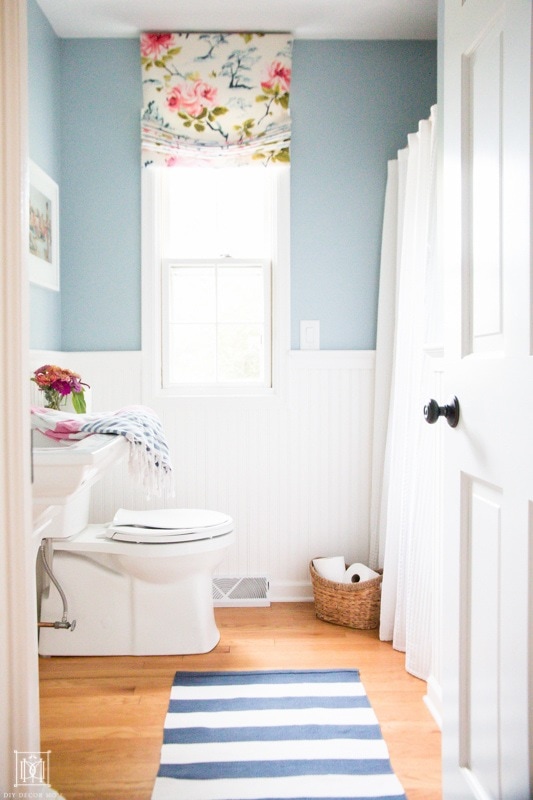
top-left (424, 674), bottom-right (443, 730)
top-left (269, 580), bottom-right (314, 603)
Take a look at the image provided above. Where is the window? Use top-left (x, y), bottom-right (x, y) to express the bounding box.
top-left (163, 259), bottom-right (271, 386)
top-left (142, 165), bottom-right (289, 398)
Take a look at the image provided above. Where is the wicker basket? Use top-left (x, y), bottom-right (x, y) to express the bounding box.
top-left (309, 559), bottom-right (382, 630)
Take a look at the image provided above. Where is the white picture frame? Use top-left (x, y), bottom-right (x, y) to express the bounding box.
top-left (29, 161), bottom-right (59, 291)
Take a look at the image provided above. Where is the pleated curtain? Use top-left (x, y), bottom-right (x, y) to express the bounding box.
top-left (369, 106), bottom-right (440, 679)
top-left (140, 32), bottom-right (292, 168)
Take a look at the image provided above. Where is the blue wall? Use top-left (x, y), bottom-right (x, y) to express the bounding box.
top-left (27, 0), bottom-right (62, 348)
top-left (60, 40), bottom-right (142, 350)
top-left (28, 0), bottom-right (436, 351)
top-left (290, 40), bottom-right (436, 349)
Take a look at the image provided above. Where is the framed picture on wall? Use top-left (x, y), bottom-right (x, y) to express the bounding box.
top-left (29, 161), bottom-right (59, 291)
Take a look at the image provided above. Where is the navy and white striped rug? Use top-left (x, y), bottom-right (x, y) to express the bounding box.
top-left (151, 669), bottom-right (407, 800)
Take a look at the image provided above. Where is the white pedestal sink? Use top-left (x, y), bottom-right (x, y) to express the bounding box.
top-left (32, 431), bottom-right (128, 537)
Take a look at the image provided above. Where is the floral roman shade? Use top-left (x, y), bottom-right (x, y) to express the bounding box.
top-left (141, 32), bottom-right (292, 167)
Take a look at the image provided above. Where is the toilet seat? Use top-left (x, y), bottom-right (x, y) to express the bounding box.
top-left (104, 508), bottom-right (234, 543)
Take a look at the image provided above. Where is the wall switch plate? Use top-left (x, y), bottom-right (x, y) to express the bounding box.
top-left (300, 320), bottom-right (320, 350)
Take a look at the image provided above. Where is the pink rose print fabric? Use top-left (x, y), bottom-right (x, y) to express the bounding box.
top-left (141, 32), bottom-right (292, 167)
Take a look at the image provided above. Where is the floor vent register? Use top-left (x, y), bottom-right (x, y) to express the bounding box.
top-left (212, 576), bottom-right (270, 607)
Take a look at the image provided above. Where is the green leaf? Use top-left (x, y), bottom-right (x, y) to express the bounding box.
top-left (167, 47), bottom-right (182, 56)
top-left (274, 148), bottom-right (290, 163)
top-left (212, 106), bottom-right (228, 116)
top-left (71, 391), bottom-right (86, 414)
top-left (197, 108), bottom-right (208, 120)
top-left (154, 59), bottom-right (165, 68)
top-left (255, 94), bottom-right (268, 102)
top-left (194, 123), bottom-right (205, 132)
top-left (183, 120), bottom-right (192, 127)
top-left (278, 94), bottom-right (289, 109)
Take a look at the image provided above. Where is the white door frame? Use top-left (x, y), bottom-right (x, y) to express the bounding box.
top-left (0, 0), bottom-right (44, 792)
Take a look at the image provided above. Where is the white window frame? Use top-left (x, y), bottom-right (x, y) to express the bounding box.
top-left (141, 166), bottom-right (290, 400)
top-left (162, 258), bottom-right (272, 391)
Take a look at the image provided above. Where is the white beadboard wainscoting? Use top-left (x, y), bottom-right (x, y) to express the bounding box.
top-left (30, 349), bottom-right (375, 601)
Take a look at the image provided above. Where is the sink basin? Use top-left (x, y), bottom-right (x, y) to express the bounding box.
top-left (32, 431), bottom-right (128, 537)
top-left (32, 431), bottom-right (128, 500)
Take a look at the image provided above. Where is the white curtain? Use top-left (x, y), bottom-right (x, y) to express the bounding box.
top-left (369, 106), bottom-right (440, 680)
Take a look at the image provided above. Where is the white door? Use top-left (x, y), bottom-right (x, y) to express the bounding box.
top-left (440, 0), bottom-right (532, 798)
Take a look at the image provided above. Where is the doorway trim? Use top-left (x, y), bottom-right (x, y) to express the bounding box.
top-left (0, 0), bottom-right (43, 790)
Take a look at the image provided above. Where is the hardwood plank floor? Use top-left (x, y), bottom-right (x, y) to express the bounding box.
top-left (39, 602), bottom-right (442, 800)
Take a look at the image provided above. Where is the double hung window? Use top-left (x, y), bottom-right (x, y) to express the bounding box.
top-left (142, 165), bottom-right (289, 398)
top-left (161, 167), bottom-right (274, 391)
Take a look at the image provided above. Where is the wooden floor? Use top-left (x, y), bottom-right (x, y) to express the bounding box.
top-left (39, 602), bottom-right (442, 800)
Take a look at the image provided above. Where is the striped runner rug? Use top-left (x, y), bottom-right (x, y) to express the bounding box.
top-left (151, 669), bottom-right (407, 800)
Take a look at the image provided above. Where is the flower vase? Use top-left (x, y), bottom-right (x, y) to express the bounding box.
top-left (43, 390), bottom-right (63, 411)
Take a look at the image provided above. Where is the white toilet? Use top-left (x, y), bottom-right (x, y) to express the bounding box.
top-left (38, 508), bottom-right (235, 656)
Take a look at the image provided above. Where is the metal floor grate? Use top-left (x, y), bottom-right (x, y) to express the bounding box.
top-left (213, 576), bottom-right (270, 607)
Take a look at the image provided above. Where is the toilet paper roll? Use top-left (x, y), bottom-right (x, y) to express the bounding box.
top-left (343, 563), bottom-right (380, 584)
top-left (313, 556), bottom-right (346, 583)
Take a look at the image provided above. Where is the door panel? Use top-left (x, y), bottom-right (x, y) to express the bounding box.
top-left (441, 1), bottom-right (532, 797)
top-left (462, 478), bottom-right (502, 798)
top-left (467, 22), bottom-right (503, 352)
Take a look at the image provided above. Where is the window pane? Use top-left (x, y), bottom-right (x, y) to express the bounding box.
top-left (218, 266), bottom-right (264, 324)
top-left (215, 170), bottom-right (269, 257)
top-left (169, 267), bottom-right (215, 323)
top-left (163, 168), bottom-right (270, 258)
top-left (218, 324), bottom-right (263, 382)
top-left (164, 171), bottom-right (219, 257)
top-left (169, 324), bottom-right (216, 383)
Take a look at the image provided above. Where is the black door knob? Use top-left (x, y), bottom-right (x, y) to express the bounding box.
top-left (423, 396), bottom-right (460, 428)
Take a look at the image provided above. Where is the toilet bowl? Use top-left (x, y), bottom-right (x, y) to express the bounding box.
top-left (38, 509), bottom-right (235, 656)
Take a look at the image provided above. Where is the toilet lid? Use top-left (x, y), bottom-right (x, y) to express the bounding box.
top-left (104, 508), bottom-right (234, 543)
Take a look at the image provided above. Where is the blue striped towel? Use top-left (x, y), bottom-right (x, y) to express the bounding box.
top-left (31, 404), bottom-right (173, 497)
top-left (151, 669), bottom-right (407, 800)
top-left (80, 405), bottom-right (172, 496)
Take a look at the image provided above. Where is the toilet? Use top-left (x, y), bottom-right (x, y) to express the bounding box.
top-left (38, 508), bottom-right (235, 656)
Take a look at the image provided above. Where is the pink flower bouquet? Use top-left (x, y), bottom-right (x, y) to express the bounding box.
top-left (31, 364), bottom-right (89, 413)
